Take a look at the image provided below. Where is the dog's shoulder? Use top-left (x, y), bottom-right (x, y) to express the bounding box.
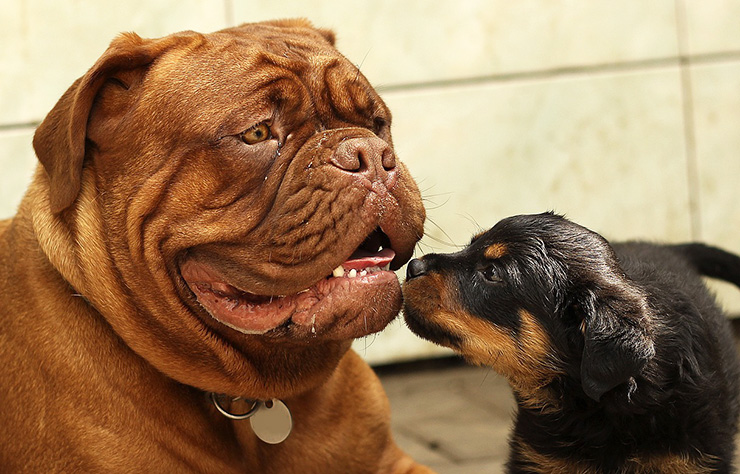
top-left (612, 242), bottom-right (698, 281)
top-left (612, 242), bottom-right (720, 318)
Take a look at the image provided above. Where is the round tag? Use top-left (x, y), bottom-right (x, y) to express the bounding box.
top-left (250, 399), bottom-right (293, 444)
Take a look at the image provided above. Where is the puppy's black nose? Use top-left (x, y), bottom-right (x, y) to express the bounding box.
top-left (406, 258), bottom-right (427, 280)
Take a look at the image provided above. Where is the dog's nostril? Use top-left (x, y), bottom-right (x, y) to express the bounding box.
top-left (406, 259), bottom-right (427, 280)
top-left (381, 148), bottom-right (396, 171)
top-left (330, 137), bottom-right (394, 175)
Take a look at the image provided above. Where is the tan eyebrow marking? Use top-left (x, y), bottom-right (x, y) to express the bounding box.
top-left (484, 242), bottom-right (508, 259)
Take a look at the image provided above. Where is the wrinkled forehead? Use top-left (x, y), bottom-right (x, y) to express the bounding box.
top-left (151, 28), bottom-right (342, 89)
top-left (144, 27), bottom-right (386, 131)
top-left (211, 26), bottom-right (341, 70)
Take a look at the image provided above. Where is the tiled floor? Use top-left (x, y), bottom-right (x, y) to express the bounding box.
top-left (377, 320), bottom-right (740, 474)
top-left (377, 358), bottom-right (513, 473)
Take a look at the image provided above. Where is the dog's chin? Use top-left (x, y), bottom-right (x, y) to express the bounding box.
top-left (181, 250), bottom-right (402, 341)
top-left (402, 309), bottom-right (462, 349)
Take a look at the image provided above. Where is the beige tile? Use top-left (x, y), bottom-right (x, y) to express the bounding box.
top-left (0, 0), bottom-right (227, 125)
top-left (380, 364), bottom-right (512, 466)
top-left (232, 0), bottom-right (679, 87)
top-left (392, 431), bottom-right (451, 468)
top-left (682, 0), bottom-right (740, 55)
top-left (408, 397), bottom-right (511, 462)
top-left (691, 61), bottom-right (740, 313)
top-left (0, 128), bottom-right (37, 219)
top-left (706, 279), bottom-right (740, 318)
top-left (435, 459), bottom-right (506, 474)
top-left (384, 67), bottom-right (692, 252)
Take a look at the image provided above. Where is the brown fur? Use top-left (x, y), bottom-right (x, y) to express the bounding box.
top-left (484, 242), bottom-right (508, 260)
top-left (404, 273), bottom-right (562, 410)
top-left (426, 307), bottom-right (558, 395)
top-left (0, 20), bottom-right (430, 473)
top-left (402, 265), bottom-right (558, 389)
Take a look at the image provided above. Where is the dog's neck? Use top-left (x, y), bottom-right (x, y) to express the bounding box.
top-left (513, 382), bottom-right (562, 414)
top-left (209, 393), bottom-right (293, 444)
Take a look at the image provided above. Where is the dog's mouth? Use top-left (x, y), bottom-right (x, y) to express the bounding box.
top-left (180, 228), bottom-right (404, 340)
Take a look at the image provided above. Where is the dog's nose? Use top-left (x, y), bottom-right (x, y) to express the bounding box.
top-left (406, 258), bottom-right (427, 280)
top-left (330, 137), bottom-right (396, 178)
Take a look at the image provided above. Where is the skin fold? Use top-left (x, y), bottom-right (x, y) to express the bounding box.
top-left (0, 19), bottom-right (430, 473)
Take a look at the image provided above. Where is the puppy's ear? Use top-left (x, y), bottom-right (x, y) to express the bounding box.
top-left (33, 31), bottom-right (197, 213)
top-left (580, 287), bottom-right (655, 402)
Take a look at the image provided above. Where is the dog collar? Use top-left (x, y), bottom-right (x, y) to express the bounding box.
top-left (209, 392), bottom-right (293, 444)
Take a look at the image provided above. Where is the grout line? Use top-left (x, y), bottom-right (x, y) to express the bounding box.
top-left (0, 122), bottom-right (39, 132)
top-left (688, 50), bottom-right (740, 65)
top-left (377, 56), bottom-right (680, 93)
top-left (393, 425), bottom-right (464, 464)
top-left (3, 50), bottom-right (740, 133)
top-left (376, 50), bottom-right (740, 94)
top-left (675, 0), bottom-right (703, 241)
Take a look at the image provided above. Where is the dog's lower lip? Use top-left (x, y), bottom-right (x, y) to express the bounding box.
top-left (180, 254), bottom-right (399, 337)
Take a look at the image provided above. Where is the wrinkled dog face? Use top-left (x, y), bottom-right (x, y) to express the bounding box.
top-left (33, 20), bottom-right (425, 395)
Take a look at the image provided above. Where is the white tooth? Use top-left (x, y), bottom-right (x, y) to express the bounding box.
top-left (382, 264), bottom-right (391, 271)
top-left (333, 266), bottom-right (345, 278)
top-left (348, 269), bottom-right (357, 278)
top-left (359, 270), bottom-right (367, 277)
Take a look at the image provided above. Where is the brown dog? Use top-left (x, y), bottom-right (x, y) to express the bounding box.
top-left (0, 20), bottom-right (429, 473)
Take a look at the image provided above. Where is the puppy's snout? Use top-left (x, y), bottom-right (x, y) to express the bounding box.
top-left (330, 137), bottom-right (396, 176)
top-left (406, 258), bottom-right (427, 280)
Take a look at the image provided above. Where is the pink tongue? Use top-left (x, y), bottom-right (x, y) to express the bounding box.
top-left (342, 248), bottom-right (396, 271)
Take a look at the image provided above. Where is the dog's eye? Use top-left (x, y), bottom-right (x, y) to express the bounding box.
top-left (480, 266), bottom-right (503, 284)
top-left (240, 122), bottom-right (272, 145)
top-left (373, 116), bottom-right (388, 135)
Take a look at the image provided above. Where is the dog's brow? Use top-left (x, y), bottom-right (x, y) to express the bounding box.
top-left (484, 242), bottom-right (508, 260)
top-left (469, 231), bottom-right (487, 245)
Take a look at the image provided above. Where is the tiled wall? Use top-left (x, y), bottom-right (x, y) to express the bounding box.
top-left (2, 1), bottom-right (740, 364)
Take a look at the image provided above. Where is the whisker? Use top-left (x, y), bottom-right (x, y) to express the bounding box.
top-left (422, 196), bottom-right (452, 212)
top-left (354, 49), bottom-right (371, 81)
top-left (458, 212), bottom-right (484, 234)
top-left (422, 192), bottom-right (454, 201)
top-left (422, 218), bottom-right (459, 249)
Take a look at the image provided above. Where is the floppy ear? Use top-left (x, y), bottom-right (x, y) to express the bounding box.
top-left (32, 31), bottom-right (197, 213)
top-left (580, 288), bottom-right (655, 402)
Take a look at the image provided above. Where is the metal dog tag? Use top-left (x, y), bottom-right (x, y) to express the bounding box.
top-left (250, 399), bottom-right (293, 444)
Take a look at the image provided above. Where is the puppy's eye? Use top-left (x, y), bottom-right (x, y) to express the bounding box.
top-left (480, 266), bottom-right (503, 284)
top-left (240, 122), bottom-right (272, 145)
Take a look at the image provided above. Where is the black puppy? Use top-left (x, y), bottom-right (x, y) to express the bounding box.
top-left (403, 212), bottom-right (740, 473)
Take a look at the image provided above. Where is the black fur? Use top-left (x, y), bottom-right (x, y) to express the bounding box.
top-left (403, 212), bottom-right (740, 473)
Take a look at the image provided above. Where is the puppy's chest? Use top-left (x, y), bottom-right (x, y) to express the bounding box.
top-left (512, 437), bottom-right (714, 474)
top-left (511, 404), bottom-right (717, 473)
